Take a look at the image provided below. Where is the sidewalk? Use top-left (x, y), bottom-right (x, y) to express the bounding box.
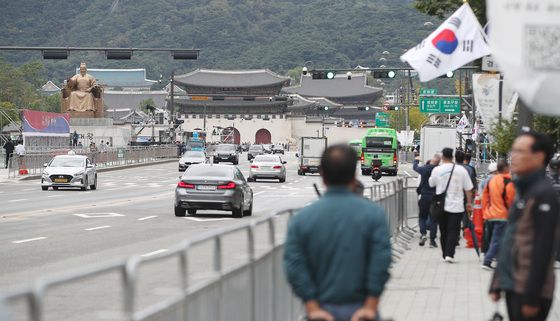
top-left (381, 233), bottom-right (560, 321)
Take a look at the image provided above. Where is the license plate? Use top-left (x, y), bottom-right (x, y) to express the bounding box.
top-left (197, 185), bottom-right (217, 191)
top-left (54, 178), bottom-right (68, 183)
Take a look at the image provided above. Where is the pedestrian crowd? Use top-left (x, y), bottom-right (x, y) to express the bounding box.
top-left (283, 131), bottom-right (559, 321)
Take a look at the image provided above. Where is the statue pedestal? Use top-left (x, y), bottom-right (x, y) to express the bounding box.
top-left (68, 111), bottom-right (95, 119)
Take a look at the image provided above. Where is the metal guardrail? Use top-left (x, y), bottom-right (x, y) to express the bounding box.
top-left (5, 146), bottom-right (177, 178)
top-left (0, 178), bottom-right (417, 321)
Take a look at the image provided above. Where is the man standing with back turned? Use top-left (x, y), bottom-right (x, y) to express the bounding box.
top-left (490, 132), bottom-right (560, 321)
top-left (284, 145), bottom-right (391, 321)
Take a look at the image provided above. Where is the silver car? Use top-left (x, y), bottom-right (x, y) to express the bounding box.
top-left (174, 164), bottom-right (253, 218)
top-left (41, 154), bottom-right (97, 191)
top-left (179, 151), bottom-right (207, 171)
top-left (248, 155), bottom-right (287, 182)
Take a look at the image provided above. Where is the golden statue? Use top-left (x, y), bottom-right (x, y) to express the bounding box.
top-left (61, 63), bottom-right (104, 118)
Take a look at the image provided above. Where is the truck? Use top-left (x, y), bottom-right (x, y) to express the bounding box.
top-left (297, 137), bottom-right (327, 175)
top-left (420, 126), bottom-right (459, 162)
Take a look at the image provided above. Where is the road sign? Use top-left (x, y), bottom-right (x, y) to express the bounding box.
top-left (117, 148), bottom-right (125, 159)
top-left (419, 88), bottom-right (438, 95)
top-left (419, 98), bottom-right (461, 114)
top-left (375, 112), bottom-right (389, 127)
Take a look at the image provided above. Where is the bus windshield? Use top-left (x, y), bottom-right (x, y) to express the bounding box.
top-left (365, 136), bottom-right (394, 148)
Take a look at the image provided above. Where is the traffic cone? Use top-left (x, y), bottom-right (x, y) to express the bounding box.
top-left (18, 157), bottom-right (28, 175)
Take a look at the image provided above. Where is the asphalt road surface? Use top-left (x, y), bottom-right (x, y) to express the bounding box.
top-left (0, 152), bottom-right (414, 321)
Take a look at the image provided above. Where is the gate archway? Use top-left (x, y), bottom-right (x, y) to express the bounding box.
top-left (255, 129), bottom-right (272, 144)
top-left (222, 127), bottom-right (240, 145)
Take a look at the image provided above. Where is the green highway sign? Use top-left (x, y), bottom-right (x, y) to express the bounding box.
top-left (419, 88), bottom-right (438, 95)
top-left (419, 97), bottom-right (461, 114)
top-left (375, 112), bottom-right (389, 127)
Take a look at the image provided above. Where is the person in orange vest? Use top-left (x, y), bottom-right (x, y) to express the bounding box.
top-left (481, 160), bottom-right (515, 270)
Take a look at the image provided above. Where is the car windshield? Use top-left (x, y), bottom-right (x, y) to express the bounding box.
top-left (254, 156), bottom-right (280, 163)
top-left (183, 151), bottom-right (204, 158)
top-left (189, 141), bottom-right (204, 148)
top-left (216, 145), bottom-right (235, 152)
top-left (49, 157), bottom-right (84, 168)
top-left (249, 146), bottom-right (263, 151)
top-left (273, 145), bottom-right (283, 149)
top-left (185, 166), bottom-right (233, 178)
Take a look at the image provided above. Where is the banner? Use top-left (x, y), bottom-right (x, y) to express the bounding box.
top-left (487, 0), bottom-right (560, 116)
top-left (472, 74), bottom-right (516, 127)
top-left (401, 3), bottom-right (490, 82)
top-left (22, 110), bottom-right (70, 137)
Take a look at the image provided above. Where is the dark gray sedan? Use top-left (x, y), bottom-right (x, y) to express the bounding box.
top-left (174, 164), bottom-right (253, 218)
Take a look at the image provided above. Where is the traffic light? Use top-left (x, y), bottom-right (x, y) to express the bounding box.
top-left (312, 70), bottom-right (337, 80)
top-left (385, 106), bottom-right (400, 111)
top-left (357, 107), bottom-right (371, 111)
top-left (372, 70), bottom-right (396, 79)
top-left (316, 106), bottom-right (329, 111)
top-left (439, 71), bottom-right (454, 78)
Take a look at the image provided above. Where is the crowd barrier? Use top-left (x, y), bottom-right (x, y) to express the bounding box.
top-left (0, 178), bottom-right (418, 321)
top-left (5, 146), bottom-right (177, 178)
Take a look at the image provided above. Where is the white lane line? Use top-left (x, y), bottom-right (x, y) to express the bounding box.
top-left (403, 171), bottom-right (413, 178)
top-left (138, 215), bottom-right (158, 221)
top-left (12, 237), bottom-right (47, 244)
top-left (23, 188), bottom-right (35, 191)
top-left (84, 225), bottom-right (112, 231)
top-left (8, 199), bottom-right (27, 203)
top-left (253, 191), bottom-right (265, 196)
top-left (47, 195), bottom-right (64, 198)
top-left (185, 217), bottom-right (233, 222)
top-left (141, 249), bottom-right (168, 257)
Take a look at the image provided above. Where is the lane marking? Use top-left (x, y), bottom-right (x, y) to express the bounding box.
top-left (403, 171), bottom-right (413, 178)
top-left (8, 199), bottom-right (27, 203)
top-left (253, 191), bottom-right (265, 196)
top-left (141, 249), bottom-right (168, 257)
top-left (47, 195), bottom-right (64, 198)
top-left (73, 213), bottom-right (125, 218)
top-left (138, 215), bottom-right (158, 221)
top-left (84, 225), bottom-right (112, 231)
top-left (23, 188), bottom-right (35, 191)
top-left (12, 237), bottom-right (47, 244)
top-left (185, 217), bottom-right (234, 222)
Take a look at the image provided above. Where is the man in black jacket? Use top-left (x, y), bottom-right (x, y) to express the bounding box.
top-left (3, 138), bottom-right (14, 168)
top-left (413, 153), bottom-right (441, 247)
top-left (490, 131), bottom-right (560, 321)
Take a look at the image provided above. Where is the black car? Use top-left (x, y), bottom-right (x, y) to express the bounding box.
top-left (213, 144), bottom-right (239, 164)
top-left (248, 145), bottom-right (265, 160)
top-left (272, 144), bottom-right (285, 154)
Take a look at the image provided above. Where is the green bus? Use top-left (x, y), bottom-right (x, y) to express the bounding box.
top-left (348, 139), bottom-right (362, 157)
top-left (360, 128), bottom-right (398, 176)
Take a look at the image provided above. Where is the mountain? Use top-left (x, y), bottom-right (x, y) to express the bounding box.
top-left (0, 0), bottom-right (436, 82)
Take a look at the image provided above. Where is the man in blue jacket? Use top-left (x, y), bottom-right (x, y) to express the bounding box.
top-left (413, 153), bottom-right (441, 247)
top-left (284, 145), bottom-right (392, 321)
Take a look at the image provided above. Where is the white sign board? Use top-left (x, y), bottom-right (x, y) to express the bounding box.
top-left (487, 0), bottom-right (560, 116)
top-left (472, 73), bottom-right (517, 127)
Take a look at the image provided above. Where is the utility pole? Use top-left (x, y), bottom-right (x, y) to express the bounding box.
top-left (169, 70), bottom-right (175, 143)
top-left (517, 99), bottom-right (534, 134)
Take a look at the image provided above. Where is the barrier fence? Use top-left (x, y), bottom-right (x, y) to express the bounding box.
top-left (0, 178), bottom-right (418, 321)
top-left (5, 146), bottom-right (178, 178)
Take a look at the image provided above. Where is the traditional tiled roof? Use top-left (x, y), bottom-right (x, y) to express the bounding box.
top-left (104, 90), bottom-right (167, 110)
top-left (174, 69), bottom-right (291, 88)
top-left (76, 68), bottom-right (157, 88)
top-left (41, 81), bottom-right (61, 92)
top-left (283, 73), bottom-right (382, 100)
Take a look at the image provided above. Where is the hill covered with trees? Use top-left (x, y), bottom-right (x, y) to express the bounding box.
top-left (0, 0), bottom-right (436, 81)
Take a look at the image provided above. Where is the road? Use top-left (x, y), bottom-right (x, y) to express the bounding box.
top-left (0, 153), bottom-right (414, 320)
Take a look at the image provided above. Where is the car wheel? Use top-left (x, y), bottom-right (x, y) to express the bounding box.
top-left (243, 200), bottom-right (253, 216)
top-left (187, 209), bottom-right (197, 215)
top-left (90, 175), bottom-right (97, 190)
top-left (41, 186), bottom-right (48, 191)
top-left (232, 197), bottom-right (244, 218)
top-left (247, 177), bottom-right (254, 182)
top-left (175, 206), bottom-right (186, 217)
top-left (53, 186), bottom-right (59, 190)
top-left (81, 178), bottom-right (88, 191)
top-left (233, 159), bottom-right (239, 165)
top-left (279, 177), bottom-right (286, 183)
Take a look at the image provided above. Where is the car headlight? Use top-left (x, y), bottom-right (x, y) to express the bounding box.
top-left (42, 171), bottom-right (49, 176)
top-left (74, 171), bottom-right (85, 177)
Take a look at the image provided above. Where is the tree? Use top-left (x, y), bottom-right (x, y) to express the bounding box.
top-left (488, 119), bottom-right (517, 157)
top-left (287, 67), bottom-right (303, 86)
top-left (139, 98), bottom-right (156, 114)
top-left (413, 0), bottom-right (487, 25)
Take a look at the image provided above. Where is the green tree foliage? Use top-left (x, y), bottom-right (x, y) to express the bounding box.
top-left (139, 98), bottom-right (156, 114)
top-left (488, 119), bottom-right (517, 157)
top-left (413, 0), bottom-right (486, 24)
top-left (0, 0), bottom-right (435, 81)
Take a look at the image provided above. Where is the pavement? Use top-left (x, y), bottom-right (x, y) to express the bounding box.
top-left (381, 214), bottom-right (560, 321)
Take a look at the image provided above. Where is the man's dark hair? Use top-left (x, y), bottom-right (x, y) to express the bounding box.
top-left (442, 148), bottom-right (454, 160)
top-left (518, 131), bottom-right (555, 166)
top-left (320, 144), bottom-right (358, 186)
top-left (497, 160), bottom-right (509, 173)
top-left (464, 153), bottom-right (472, 162)
top-left (455, 150), bottom-right (465, 163)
